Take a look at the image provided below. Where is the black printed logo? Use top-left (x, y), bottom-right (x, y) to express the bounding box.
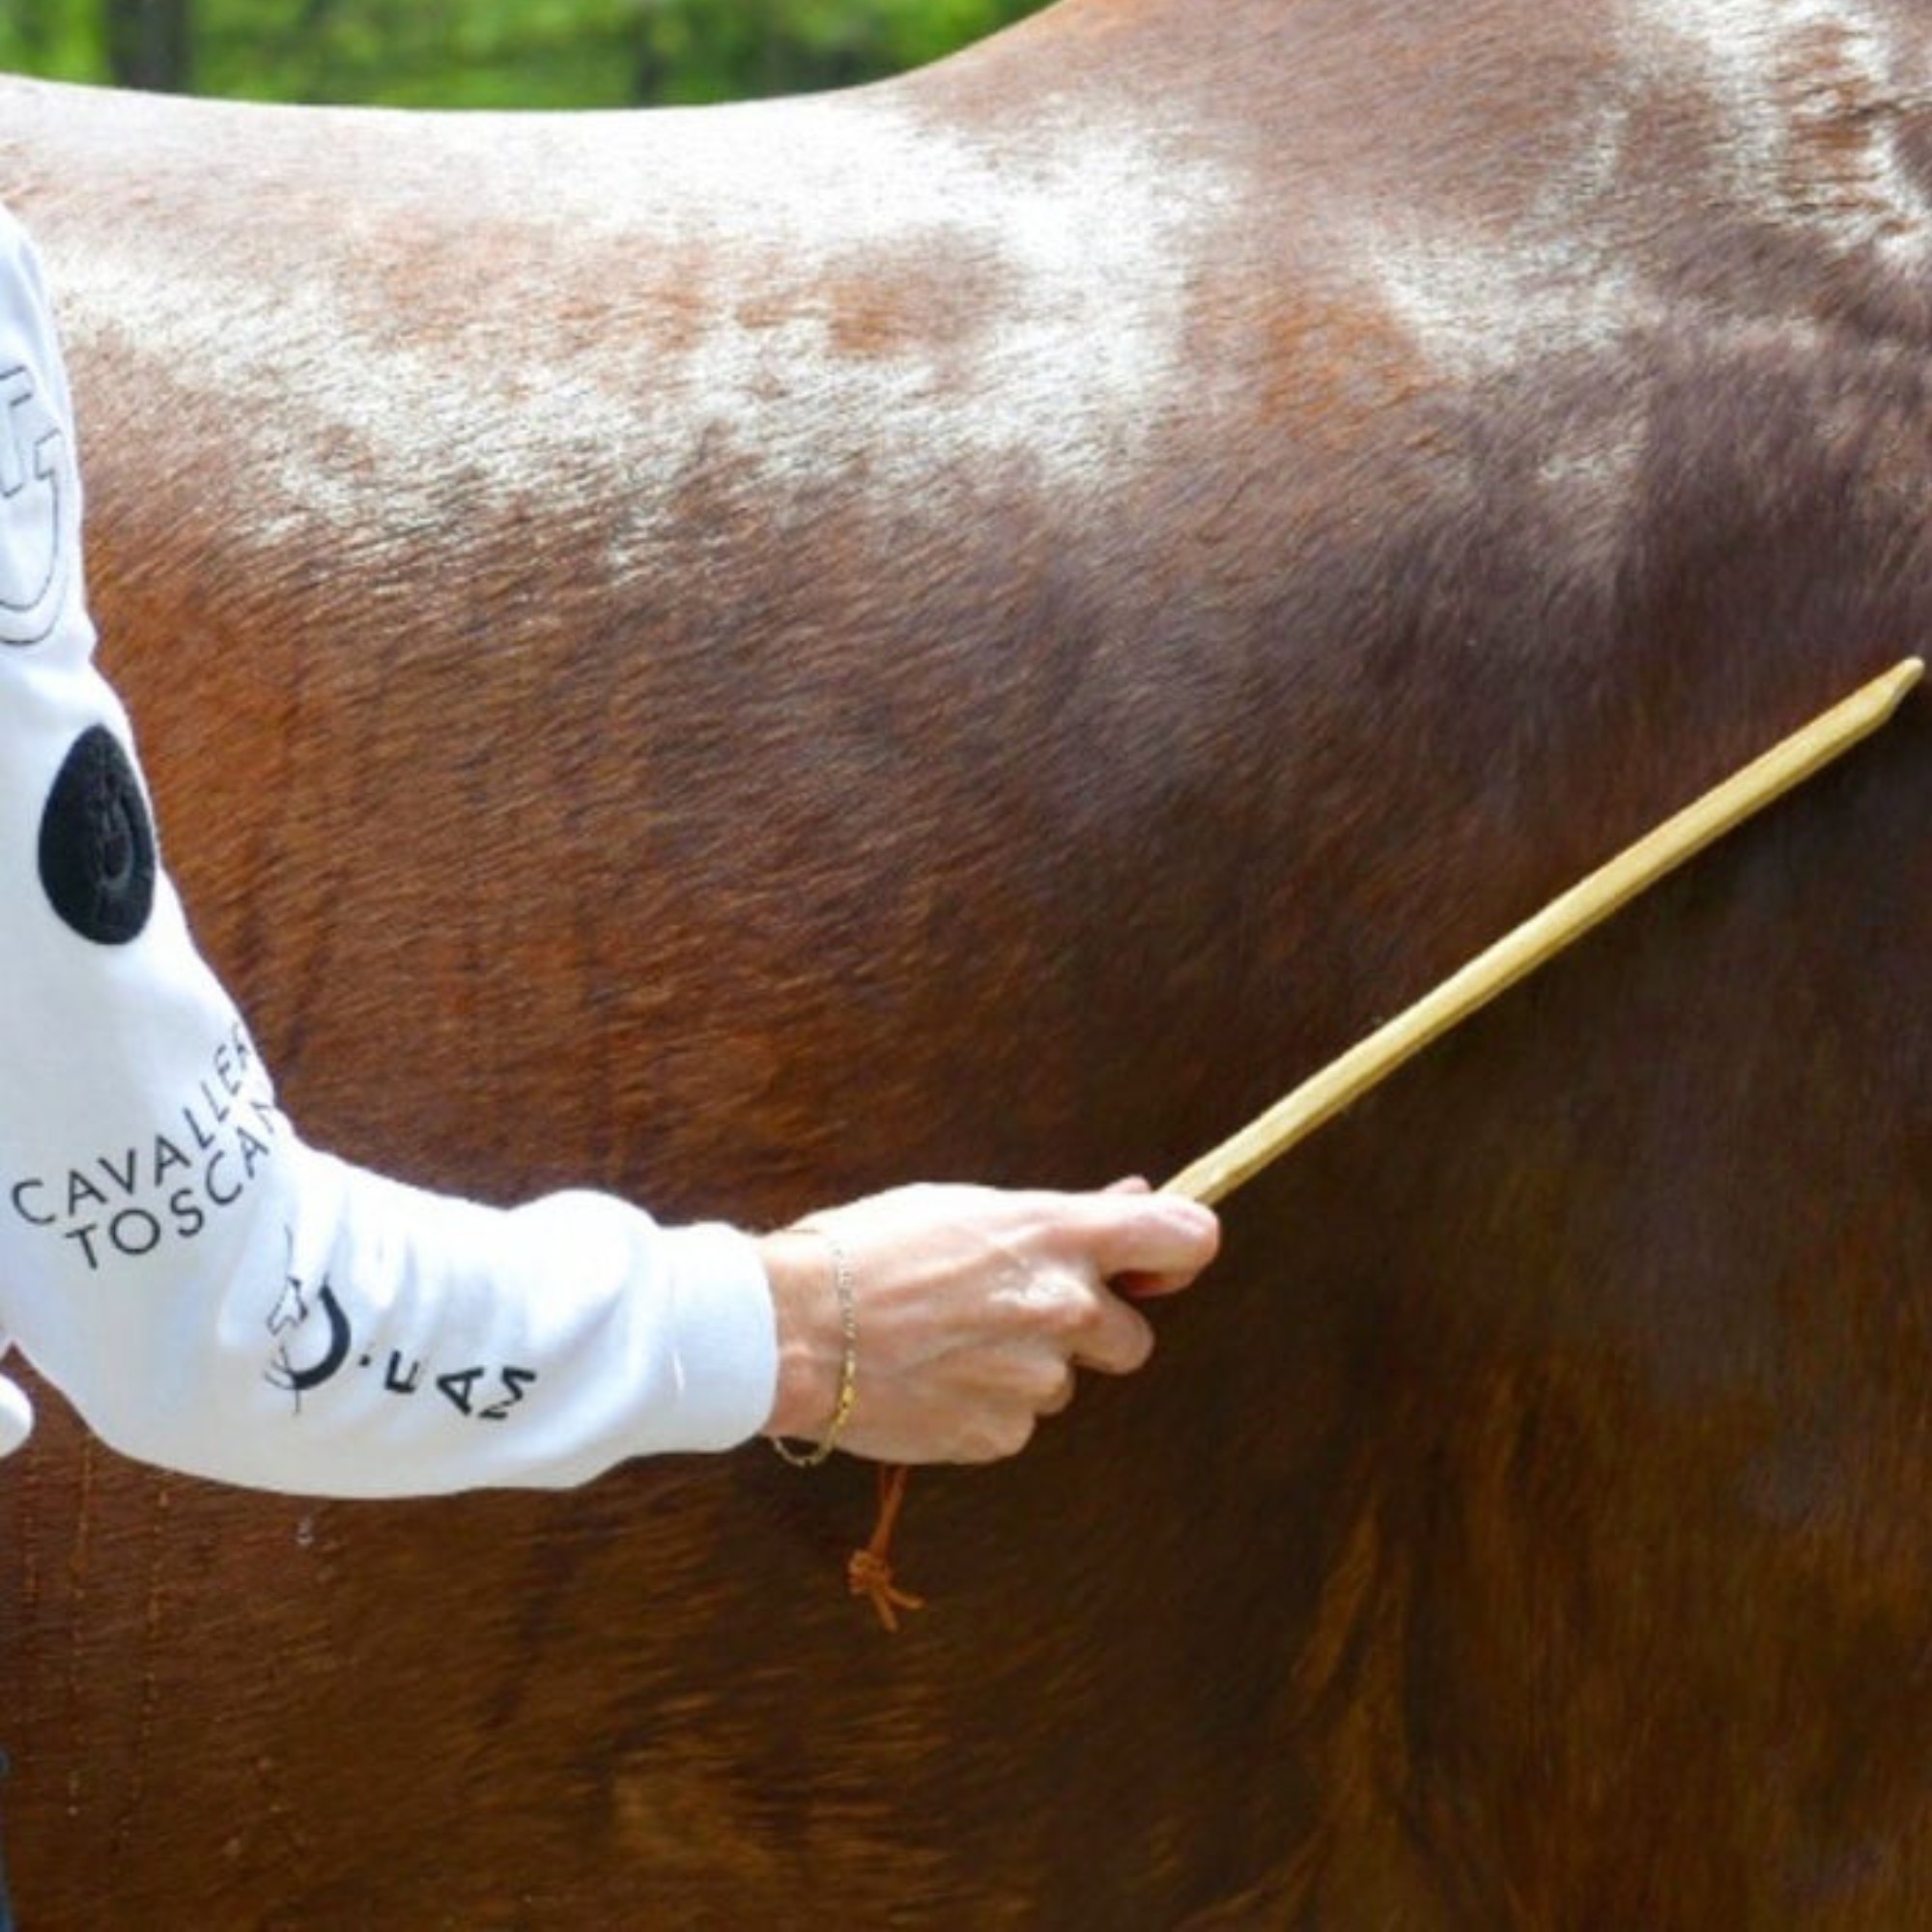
top-left (265, 1253), bottom-right (539, 1427)
top-left (0, 362), bottom-right (70, 647)
top-left (267, 1277), bottom-right (354, 1399)
top-left (39, 725), bottom-right (157, 944)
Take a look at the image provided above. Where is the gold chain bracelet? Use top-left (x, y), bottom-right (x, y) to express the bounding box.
top-left (771, 1229), bottom-right (857, 1467)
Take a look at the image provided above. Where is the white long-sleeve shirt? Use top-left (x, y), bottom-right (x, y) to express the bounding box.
top-left (0, 207), bottom-right (780, 1494)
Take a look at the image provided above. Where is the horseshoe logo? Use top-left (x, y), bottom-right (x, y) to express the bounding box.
top-left (0, 363), bottom-right (69, 648)
top-left (277, 1283), bottom-right (354, 1394)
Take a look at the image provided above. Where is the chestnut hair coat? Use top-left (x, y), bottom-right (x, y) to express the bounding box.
top-left (1, 0), bottom-right (1929, 1921)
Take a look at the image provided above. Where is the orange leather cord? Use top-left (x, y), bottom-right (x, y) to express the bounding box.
top-left (848, 1463), bottom-right (923, 1632)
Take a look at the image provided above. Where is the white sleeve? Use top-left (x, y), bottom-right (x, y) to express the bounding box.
top-left (0, 207), bottom-right (780, 1496)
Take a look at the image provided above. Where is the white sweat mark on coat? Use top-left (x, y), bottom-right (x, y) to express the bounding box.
top-left (1361, 98), bottom-right (1649, 385)
top-left (1352, 0), bottom-right (1926, 392)
top-left (52, 93), bottom-right (1237, 553)
top-left (1623, 0), bottom-right (1932, 261)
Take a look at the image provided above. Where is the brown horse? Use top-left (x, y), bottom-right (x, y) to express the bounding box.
top-left (1, 0), bottom-right (1928, 1920)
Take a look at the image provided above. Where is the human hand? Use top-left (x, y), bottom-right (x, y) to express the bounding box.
top-left (756, 1180), bottom-right (1220, 1464)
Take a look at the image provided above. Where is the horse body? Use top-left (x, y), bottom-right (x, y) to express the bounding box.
top-left (0, 1), bottom-right (1929, 1921)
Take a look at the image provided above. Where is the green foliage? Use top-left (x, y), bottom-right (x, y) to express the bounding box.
top-left (0, 0), bottom-right (110, 84)
top-left (0, 0), bottom-right (1050, 106)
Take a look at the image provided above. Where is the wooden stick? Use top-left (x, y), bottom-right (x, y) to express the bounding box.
top-left (851, 657), bottom-right (1919, 1631)
top-left (1164, 656), bottom-right (1923, 1208)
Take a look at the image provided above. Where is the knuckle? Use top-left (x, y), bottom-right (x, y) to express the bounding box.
top-left (1036, 1274), bottom-right (1101, 1340)
top-left (967, 1409), bottom-right (1036, 1463)
top-left (1025, 1357), bottom-right (1076, 1410)
top-left (1092, 1309), bottom-right (1155, 1376)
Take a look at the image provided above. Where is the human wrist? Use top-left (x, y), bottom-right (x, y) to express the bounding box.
top-left (757, 1226), bottom-right (853, 1448)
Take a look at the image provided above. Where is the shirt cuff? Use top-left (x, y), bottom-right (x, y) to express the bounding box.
top-left (634, 1218), bottom-right (780, 1454)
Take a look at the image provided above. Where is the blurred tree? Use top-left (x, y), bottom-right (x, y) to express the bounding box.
top-left (0, 0), bottom-right (1048, 105)
top-left (632, 0), bottom-right (1038, 105)
top-left (104, 0), bottom-right (191, 89)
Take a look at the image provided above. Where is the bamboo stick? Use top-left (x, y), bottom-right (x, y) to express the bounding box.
top-left (1164, 657), bottom-right (1923, 1208)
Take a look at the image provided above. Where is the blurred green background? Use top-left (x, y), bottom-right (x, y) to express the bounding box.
top-left (0, 0), bottom-right (1048, 106)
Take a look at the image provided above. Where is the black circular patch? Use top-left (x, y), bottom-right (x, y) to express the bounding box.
top-left (38, 724), bottom-right (156, 945)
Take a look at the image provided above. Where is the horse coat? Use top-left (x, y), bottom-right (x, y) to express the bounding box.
top-left (1, 0), bottom-right (1929, 1921)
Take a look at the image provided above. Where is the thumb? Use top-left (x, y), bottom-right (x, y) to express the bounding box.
top-left (1071, 1187), bottom-right (1220, 1288)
